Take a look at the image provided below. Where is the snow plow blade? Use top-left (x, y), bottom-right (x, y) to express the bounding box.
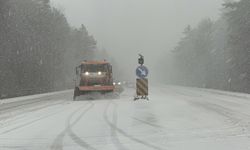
top-left (79, 85), bottom-right (114, 92)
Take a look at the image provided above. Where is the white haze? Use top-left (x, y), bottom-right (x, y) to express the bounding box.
top-left (51, 0), bottom-right (223, 81)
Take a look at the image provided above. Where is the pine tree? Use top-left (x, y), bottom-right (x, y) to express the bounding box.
top-left (224, 0), bottom-right (250, 93)
top-left (0, 0), bottom-right (98, 98)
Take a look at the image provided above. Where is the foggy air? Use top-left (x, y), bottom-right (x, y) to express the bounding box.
top-left (0, 0), bottom-right (249, 149)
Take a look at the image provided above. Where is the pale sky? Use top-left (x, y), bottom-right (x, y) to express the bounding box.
top-left (51, 0), bottom-right (223, 80)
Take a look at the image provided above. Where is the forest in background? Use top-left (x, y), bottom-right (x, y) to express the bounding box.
top-left (1, 0), bottom-right (249, 98)
top-left (0, 0), bottom-right (110, 98)
top-left (163, 0), bottom-right (249, 94)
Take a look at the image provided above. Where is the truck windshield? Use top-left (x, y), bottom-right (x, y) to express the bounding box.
top-left (81, 64), bottom-right (108, 72)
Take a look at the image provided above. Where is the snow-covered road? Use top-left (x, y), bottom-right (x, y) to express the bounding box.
top-left (0, 85), bottom-right (250, 150)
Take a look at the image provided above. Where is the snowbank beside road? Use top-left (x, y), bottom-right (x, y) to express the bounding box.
top-left (0, 90), bottom-right (72, 105)
top-left (164, 85), bottom-right (250, 99)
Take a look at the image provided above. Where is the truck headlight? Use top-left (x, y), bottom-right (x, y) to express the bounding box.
top-left (85, 72), bottom-right (89, 76)
top-left (98, 71), bottom-right (102, 75)
top-left (118, 82), bottom-right (121, 85)
top-left (113, 82), bottom-right (116, 85)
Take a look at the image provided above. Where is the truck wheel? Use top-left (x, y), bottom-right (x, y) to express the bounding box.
top-left (73, 88), bottom-right (80, 101)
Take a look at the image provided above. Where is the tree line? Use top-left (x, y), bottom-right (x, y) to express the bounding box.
top-left (164, 0), bottom-right (249, 94)
top-left (0, 0), bottom-right (97, 98)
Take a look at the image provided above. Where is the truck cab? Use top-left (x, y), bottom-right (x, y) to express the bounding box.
top-left (74, 60), bottom-right (114, 100)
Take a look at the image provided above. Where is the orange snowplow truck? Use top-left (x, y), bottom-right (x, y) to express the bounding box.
top-left (73, 60), bottom-right (115, 100)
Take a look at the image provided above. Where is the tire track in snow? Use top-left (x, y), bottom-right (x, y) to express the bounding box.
top-left (104, 101), bottom-right (164, 150)
top-left (0, 92), bottom-right (71, 126)
top-left (104, 101), bottom-right (130, 150)
top-left (50, 103), bottom-right (88, 150)
top-left (51, 101), bottom-right (96, 150)
top-left (0, 100), bottom-right (68, 129)
top-left (0, 93), bottom-right (70, 112)
top-left (169, 87), bottom-right (250, 137)
top-left (67, 102), bottom-right (96, 150)
top-left (132, 117), bottom-right (163, 129)
top-left (0, 101), bottom-right (71, 135)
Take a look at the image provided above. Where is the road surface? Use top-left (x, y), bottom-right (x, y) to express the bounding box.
top-left (0, 85), bottom-right (250, 150)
